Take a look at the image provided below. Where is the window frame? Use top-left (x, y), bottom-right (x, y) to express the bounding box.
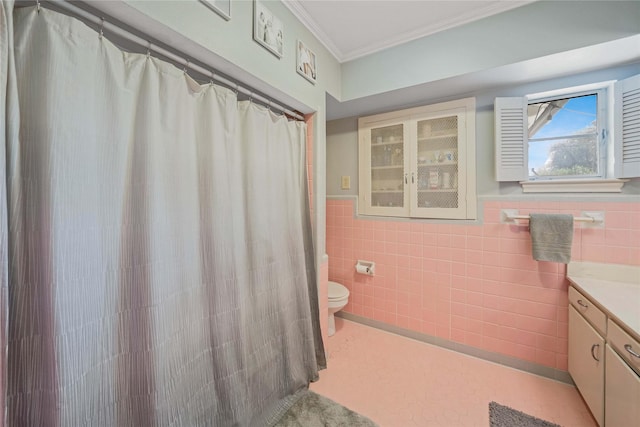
top-left (526, 88), bottom-right (607, 181)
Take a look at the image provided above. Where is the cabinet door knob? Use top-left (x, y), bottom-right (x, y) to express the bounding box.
top-left (591, 344), bottom-right (600, 362)
top-left (625, 344), bottom-right (640, 359)
top-left (404, 173), bottom-right (408, 184)
top-left (577, 299), bottom-right (589, 308)
top-left (411, 172), bottom-right (415, 184)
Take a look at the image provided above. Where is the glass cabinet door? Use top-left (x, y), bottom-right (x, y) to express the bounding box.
top-left (415, 115), bottom-right (459, 210)
top-left (369, 124), bottom-right (405, 209)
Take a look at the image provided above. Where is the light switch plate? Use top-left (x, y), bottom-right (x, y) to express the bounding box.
top-left (341, 176), bottom-right (351, 190)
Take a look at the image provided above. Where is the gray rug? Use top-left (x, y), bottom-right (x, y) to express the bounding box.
top-left (274, 391), bottom-right (378, 427)
top-left (489, 402), bottom-right (561, 427)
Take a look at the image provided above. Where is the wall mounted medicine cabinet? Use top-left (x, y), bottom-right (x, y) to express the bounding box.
top-left (358, 97), bottom-right (476, 219)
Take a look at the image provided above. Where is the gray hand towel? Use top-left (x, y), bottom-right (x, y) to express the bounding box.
top-left (529, 213), bottom-right (574, 263)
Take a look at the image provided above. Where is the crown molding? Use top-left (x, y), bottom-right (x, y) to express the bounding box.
top-left (283, 0), bottom-right (534, 63)
top-left (340, 1), bottom-right (535, 62)
top-left (282, 0), bottom-right (346, 62)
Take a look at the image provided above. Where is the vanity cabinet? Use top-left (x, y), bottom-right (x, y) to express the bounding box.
top-left (568, 284), bottom-right (640, 426)
top-left (357, 97), bottom-right (476, 219)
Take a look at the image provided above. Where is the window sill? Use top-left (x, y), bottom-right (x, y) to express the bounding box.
top-left (520, 179), bottom-right (628, 193)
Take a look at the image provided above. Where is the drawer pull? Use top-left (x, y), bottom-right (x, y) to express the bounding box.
top-left (591, 344), bottom-right (600, 362)
top-left (625, 344), bottom-right (640, 359)
top-left (576, 299), bottom-right (589, 308)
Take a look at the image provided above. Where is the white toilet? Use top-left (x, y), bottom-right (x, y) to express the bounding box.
top-left (327, 281), bottom-right (349, 336)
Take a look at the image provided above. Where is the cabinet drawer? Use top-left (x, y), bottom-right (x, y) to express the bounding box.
top-left (608, 319), bottom-right (640, 376)
top-left (569, 286), bottom-right (606, 335)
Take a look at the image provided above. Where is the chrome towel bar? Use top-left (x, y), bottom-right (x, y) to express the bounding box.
top-left (500, 209), bottom-right (605, 226)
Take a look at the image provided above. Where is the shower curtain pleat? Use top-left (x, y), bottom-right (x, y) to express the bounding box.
top-left (1, 2), bottom-right (17, 427)
top-left (2, 5), bottom-right (325, 426)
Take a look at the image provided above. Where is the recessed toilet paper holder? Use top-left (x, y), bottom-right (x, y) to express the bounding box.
top-left (355, 260), bottom-right (375, 276)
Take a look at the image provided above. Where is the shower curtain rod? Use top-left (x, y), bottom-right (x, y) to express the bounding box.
top-left (37, 0), bottom-right (305, 121)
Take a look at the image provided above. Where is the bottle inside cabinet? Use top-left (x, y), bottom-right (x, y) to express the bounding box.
top-left (428, 169), bottom-right (441, 189)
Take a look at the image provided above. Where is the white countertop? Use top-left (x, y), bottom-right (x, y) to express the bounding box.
top-left (567, 262), bottom-right (640, 341)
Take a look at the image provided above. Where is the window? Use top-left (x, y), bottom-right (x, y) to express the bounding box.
top-left (528, 92), bottom-right (603, 179)
top-left (494, 74), bottom-right (640, 192)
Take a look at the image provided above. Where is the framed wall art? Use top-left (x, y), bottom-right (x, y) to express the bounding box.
top-left (199, 0), bottom-right (231, 21)
top-left (253, 0), bottom-right (284, 58)
top-left (296, 40), bottom-right (316, 84)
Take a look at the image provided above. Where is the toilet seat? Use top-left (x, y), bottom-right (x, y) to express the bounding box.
top-left (328, 281), bottom-right (349, 301)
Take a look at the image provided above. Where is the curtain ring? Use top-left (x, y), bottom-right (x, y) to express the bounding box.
top-left (267, 99), bottom-right (272, 111)
top-left (99, 17), bottom-right (104, 40)
top-left (146, 41), bottom-right (151, 59)
top-left (183, 59), bottom-right (190, 75)
top-left (234, 83), bottom-right (239, 96)
top-left (209, 70), bottom-right (215, 86)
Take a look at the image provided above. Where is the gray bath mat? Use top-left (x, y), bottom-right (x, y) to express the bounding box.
top-left (274, 390), bottom-right (378, 427)
top-left (489, 402), bottom-right (561, 427)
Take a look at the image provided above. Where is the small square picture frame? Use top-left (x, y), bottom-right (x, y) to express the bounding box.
top-left (199, 0), bottom-right (231, 21)
top-left (296, 40), bottom-right (317, 84)
top-left (253, 0), bottom-right (284, 58)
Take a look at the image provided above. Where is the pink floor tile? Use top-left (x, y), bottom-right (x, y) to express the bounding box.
top-left (311, 319), bottom-right (595, 427)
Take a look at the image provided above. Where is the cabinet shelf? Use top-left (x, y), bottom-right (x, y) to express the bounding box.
top-left (417, 149), bottom-right (457, 165)
top-left (372, 140), bottom-right (404, 147)
top-left (372, 190), bottom-right (403, 194)
top-left (418, 189), bottom-right (457, 193)
top-left (417, 132), bottom-right (457, 141)
top-left (418, 162), bottom-right (457, 167)
top-left (372, 165), bottom-right (404, 170)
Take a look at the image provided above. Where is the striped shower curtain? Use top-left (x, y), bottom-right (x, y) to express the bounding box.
top-left (1, 2), bottom-right (325, 426)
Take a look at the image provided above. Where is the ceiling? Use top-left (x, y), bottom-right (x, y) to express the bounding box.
top-left (281, 1), bottom-right (640, 120)
top-left (283, 0), bottom-right (535, 63)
